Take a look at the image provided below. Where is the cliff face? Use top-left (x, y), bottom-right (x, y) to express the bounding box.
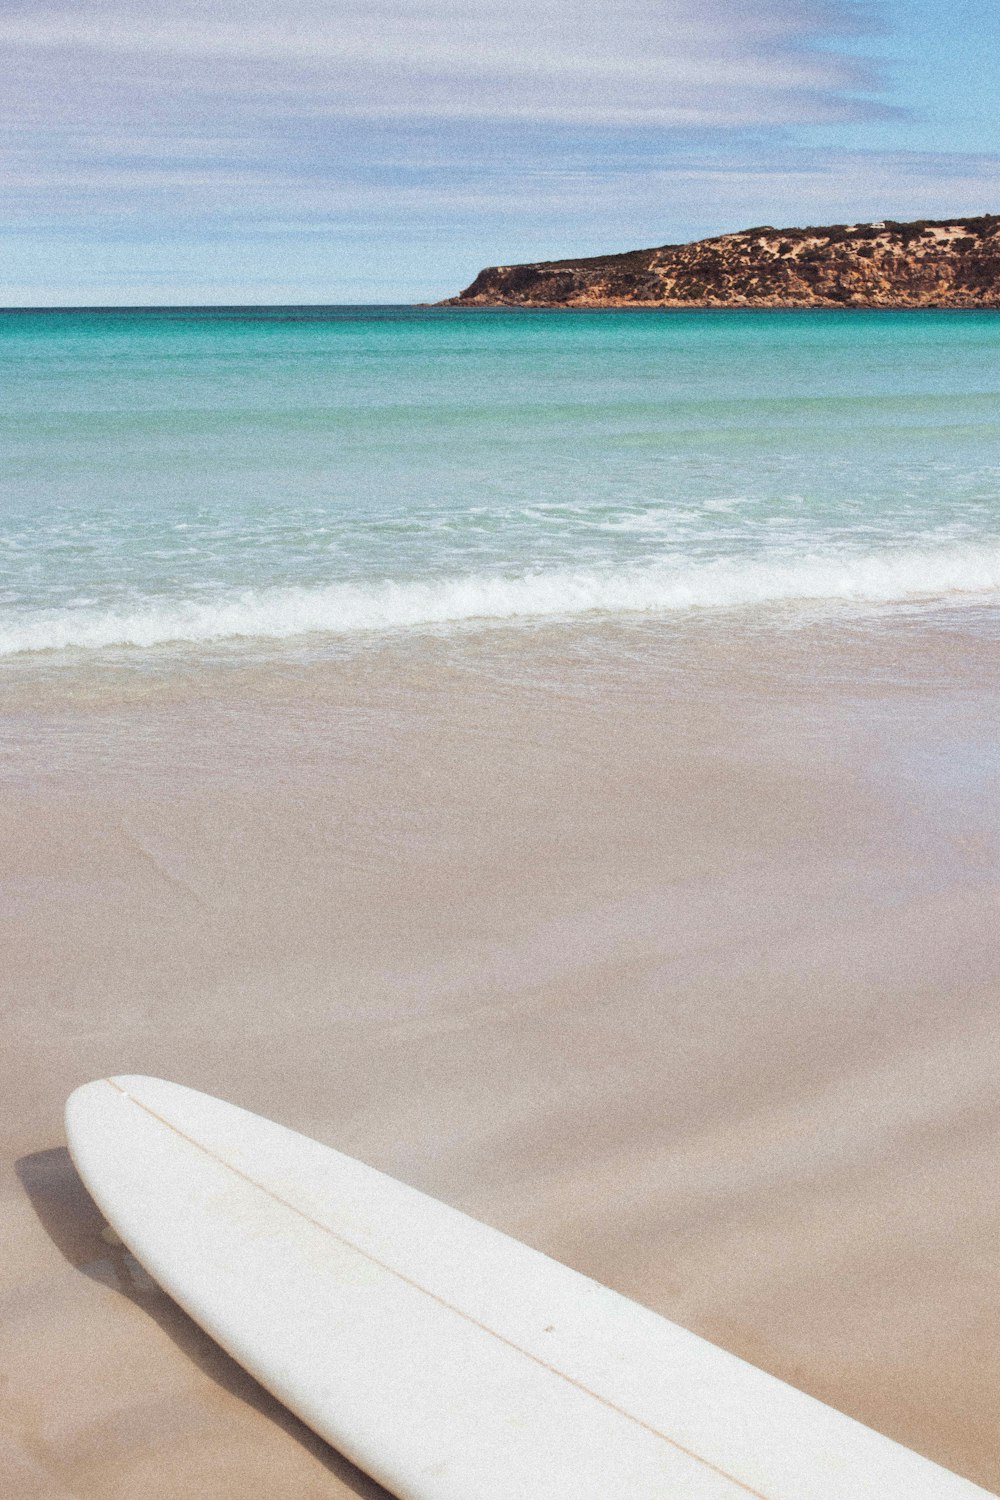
top-left (444, 218), bottom-right (1000, 308)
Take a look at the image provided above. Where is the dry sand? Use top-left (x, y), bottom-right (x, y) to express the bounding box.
top-left (2, 613), bottom-right (999, 1497)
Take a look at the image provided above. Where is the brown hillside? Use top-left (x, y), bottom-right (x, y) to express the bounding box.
top-left (443, 218), bottom-right (1000, 308)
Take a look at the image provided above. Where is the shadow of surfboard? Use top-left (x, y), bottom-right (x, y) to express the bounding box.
top-left (16, 1146), bottom-right (393, 1500)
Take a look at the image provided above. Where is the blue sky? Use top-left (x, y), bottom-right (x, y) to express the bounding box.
top-left (2, 0), bottom-right (998, 304)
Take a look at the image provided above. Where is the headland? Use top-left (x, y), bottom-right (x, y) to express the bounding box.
top-left (443, 217), bottom-right (1000, 307)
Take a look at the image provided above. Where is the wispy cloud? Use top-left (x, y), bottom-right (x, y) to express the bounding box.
top-left (3, 0), bottom-right (884, 130)
top-left (1, 0), bottom-right (888, 217)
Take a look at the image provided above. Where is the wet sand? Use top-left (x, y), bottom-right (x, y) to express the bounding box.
top-left (2, 612), bottom-right (999, 1497)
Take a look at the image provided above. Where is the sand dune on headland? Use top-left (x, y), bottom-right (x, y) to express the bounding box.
top-left (2, 615), bottom-right (998, 1498)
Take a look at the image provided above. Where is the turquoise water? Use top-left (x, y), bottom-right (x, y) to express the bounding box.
top-left (2, 305), bottom-right (999, 656)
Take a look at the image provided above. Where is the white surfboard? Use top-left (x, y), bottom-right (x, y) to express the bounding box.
top-left (65, 1076), bottom-right (992, 1500)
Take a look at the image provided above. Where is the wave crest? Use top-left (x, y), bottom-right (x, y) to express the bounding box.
top-left (4, 545), bottom-right (1000, 655)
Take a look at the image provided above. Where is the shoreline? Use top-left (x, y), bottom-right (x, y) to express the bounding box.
top-left (439, 297), bottom-right (1000, 309)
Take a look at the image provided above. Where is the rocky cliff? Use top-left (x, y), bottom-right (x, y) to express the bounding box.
top-left (443, 217), bottom-right (1000, 308)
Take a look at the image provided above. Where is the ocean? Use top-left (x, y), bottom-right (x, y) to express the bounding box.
top-left (2, 305), bottom-right (1000, 664)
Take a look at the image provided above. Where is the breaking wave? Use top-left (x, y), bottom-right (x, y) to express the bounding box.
top-left (4, 544), bottom-right (1000, 655)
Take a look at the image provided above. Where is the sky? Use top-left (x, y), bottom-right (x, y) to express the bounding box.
top-left (2, 0), bottom-right (999, 304)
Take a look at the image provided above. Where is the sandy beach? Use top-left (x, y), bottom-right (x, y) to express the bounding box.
top-left (1, 609), bottom-right (998, 1496)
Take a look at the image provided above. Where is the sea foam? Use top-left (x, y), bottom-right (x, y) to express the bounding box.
top-left (2, 544), bottom-right (999, 655)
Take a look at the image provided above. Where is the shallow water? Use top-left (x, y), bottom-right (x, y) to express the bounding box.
top-left (2, 306), bottom-right (1000, 660)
